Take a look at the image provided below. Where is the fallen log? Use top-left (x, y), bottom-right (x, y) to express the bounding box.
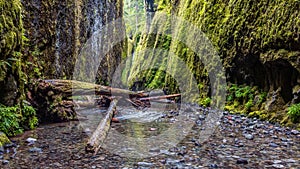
top-left (43, 79), bottom-right (148, 98)
top-left (138, 93), bottom-right (181, 101)
top-left (85, 99), bottom-right (119, 154)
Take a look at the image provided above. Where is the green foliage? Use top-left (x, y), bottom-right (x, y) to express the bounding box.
top-left (0, 103), bottom-right (38, 136)
top-left (0, 105), bottom-right (23, 136)
top-left (245, 100), bottom-right (253, 110)
top-left (287, 103), bottom-right (300, 123)
top-left (199, 97), bottom-right (211, 107)
top-left (226, 84), bottom-right (267, 113)
top-left (21, 104), bottom-right (38, 130)
top-left (227, 84), bottom-right (254, 102)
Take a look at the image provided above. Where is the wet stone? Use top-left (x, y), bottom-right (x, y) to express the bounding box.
top-left (236, 158), bottom-right (248, 164)
top-left (209, 164), bottom-right (218, 168)
top-left (269, 143), bottom-right (279, 148)
top-left (2, 160), bottom-right (9, 165)
top-left (272, 164), bottom-right (285, 168)
top-left (244, 134), bottom-right (254, 140)
top-left (137, 162), bottom-right (153, 167)
top-left (4, 143), bottom-right (16, 148)
top-left (29, 147), bottom-right (42, 153)
top-left (291, 130), bottom-right (299, 135)
top-left (198, 115), bottom-right (206, 120)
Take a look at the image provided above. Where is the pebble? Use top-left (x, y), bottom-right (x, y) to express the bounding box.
top-left (269, 143), bottom-right (279, 148)
top-left (236, 158), bottom-right (248, 164)
top-left (209, 164), bottom-right (218, 168)
top-left (273, 160), bottom-right (282, 164)
top-left (2, 160), bottom-right (9, 165)
top-left (198, 115), bottom-right (206, 120)
top-left (272, 164), bottom-right (285, 168)
top-left (284, 159), bottom-right (296, 163)
top-left (26, 138), bottom-right (37, 144)
top-left (137, 162), bottom-right (153, 167)
top-left (244, 134), bottom-right (254, 140)
top-left (291, 130), bottom-right (299, 135)
top-left (4, 143), bottom-right (16, 148)
top-left (28, 147), bottom-right (42, 153)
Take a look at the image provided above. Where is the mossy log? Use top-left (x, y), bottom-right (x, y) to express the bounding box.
top-left (85, 99), bottom-right (118, 154)
top-left (44, 79), bottom-right (148, 98)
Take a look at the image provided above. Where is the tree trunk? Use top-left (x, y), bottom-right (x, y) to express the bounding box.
top-left (85, 99), bottom-right (118, 154)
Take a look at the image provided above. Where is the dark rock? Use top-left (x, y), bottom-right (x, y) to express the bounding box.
top-left (4, 143), bottom-right (16, 148)
top-left (209, 164), bottom-right (218, 168)
top-left (236, 158), bottom-right (248, 164)
top-left (291, 130), bottom-right (299, 135)
top-left (29, 147), bottom-right (42, 153)
top-left (280, 138), bottom-right (287, 142)
top-left (2, 160), bottom-right (9, 165)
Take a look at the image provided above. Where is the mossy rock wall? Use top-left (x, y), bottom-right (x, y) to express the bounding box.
top-left (0, 0), bottom-right (25, 106)
top-left (22, 0), bottom-right (124, 83)
top-left (127, 0), bottom-right (299, 121)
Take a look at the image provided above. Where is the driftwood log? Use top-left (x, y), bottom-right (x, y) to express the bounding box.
top-left (85, 99), bottom-right (119, 154)
top-left (44, 79), bottom-right (148, 98)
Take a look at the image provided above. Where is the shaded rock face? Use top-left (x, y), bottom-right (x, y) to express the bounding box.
top-left (22, 0), bottom-right (124, 82)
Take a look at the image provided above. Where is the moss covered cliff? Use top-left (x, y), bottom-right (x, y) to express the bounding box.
top-left (22, 0), bottom-right (124, 81)
top-left (126, 0), bottom-right (299, 127)
top-left (0, 0), bottom-right (25, 106)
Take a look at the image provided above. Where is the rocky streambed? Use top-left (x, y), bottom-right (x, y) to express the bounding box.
top-left (0, 106), bottom-right (299, 168)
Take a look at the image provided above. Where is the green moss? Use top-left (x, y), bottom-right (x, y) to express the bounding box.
top-left (125, 0), bottom-right (299, 127)
top-left (0, 132), bottom-right (11, 147)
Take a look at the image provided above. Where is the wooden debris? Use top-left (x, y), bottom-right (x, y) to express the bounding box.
top-left (138, 93), bottom-right (181, 101)
top-left (85, 99), bottom-right (119, 155)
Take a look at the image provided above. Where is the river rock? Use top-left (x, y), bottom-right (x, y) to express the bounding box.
top-left (137, 162), bottom-right (153, 167)
top-left (236, 158), bottom-right (248, 164)
top-left (29, 147), bottom-right (42, 153)
top-left (291, 130), bottom-right (299, 135)
top-left (244, 134), bottom-right (254, 140)
top-left (272, 164), bottom-right (285, 168)
top-left (26, 138), bottom-right (37, 144)
top-left (269, 143), bottom-right (279, 148)
top-left (2, 159), bottom-right (9, 165)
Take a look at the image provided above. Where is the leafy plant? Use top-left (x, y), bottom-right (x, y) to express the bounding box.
top-left (0, 103), bottom-right (38, 136)
top-left (21, 104), bottom-right (38, 130)
top-left (0, 105), bottom-right (23, 136)
top-left (199, 97), bottom-right (211, 107)
top-left (287, 103), bottom-right (300, 122)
